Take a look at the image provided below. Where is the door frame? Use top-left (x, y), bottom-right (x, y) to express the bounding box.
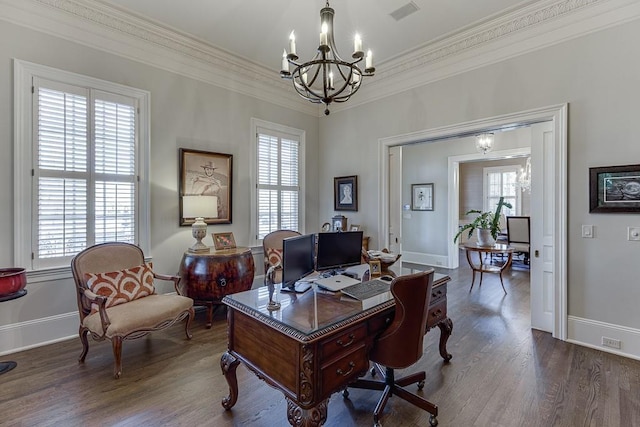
top-left (377, 104), bottom-right (567, 340)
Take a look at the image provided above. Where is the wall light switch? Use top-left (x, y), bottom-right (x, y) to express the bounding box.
top-left (582, 225), bottom-right (594, 238)
top-left (628, 227), bottom-right (640, 241)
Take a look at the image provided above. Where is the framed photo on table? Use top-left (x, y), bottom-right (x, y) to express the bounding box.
top-left (411, 183), bottom-right (434, 211)
top-left (212, 232), bottom-right (236, 251)
top-left (334, 175), bottom-right (358, 211)
top-left (179, 148), bottom-right (233, 225)
top-left (589, 164), bottom-right (640, 213)
top-left (369, 260), bottom-right (382, 279)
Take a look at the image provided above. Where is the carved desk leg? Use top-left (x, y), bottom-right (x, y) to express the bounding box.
top-left (437, 317), bottom-right (454, 362)
top-left (286, 397), bottom-right (328, 427)
top-left (221, 351), bottom-right (241, 409)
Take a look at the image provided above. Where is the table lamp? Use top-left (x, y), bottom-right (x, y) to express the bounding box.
top-left (183, 195), bottom-right (218, 253)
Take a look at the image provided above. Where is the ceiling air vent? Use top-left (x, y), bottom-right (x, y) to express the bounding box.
top-left (390, 2), bottom-right (420, 21)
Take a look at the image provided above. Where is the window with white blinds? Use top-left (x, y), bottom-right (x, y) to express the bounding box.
top-left (252, 120), bottom-right (305, 243)
top-left (15, 61), bottom-right (150, 272)
top-left (484, 166), bottom-right (519, 216)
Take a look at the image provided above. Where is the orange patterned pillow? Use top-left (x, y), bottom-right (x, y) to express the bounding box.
top-left (265, 248), bottom-right (283, 268)
top-left (85, 263), bottom-right (155, 314)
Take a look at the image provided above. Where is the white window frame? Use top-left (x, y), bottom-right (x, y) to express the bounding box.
top-left (483, 165), bottom-right (521, 215)
top-left (14, 60), bottom-right (150, 279)
top-left (250, 118), bottom-right (305, 247)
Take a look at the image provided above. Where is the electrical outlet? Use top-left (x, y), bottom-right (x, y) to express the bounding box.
top-left (602, 337), bottom-right (621, 349)
top-left (628, 227), bottom-right (640, 241)
top-left (582, 225), bottom-right (593, 238)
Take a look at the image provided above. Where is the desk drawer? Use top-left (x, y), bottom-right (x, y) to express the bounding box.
top-left (320, 324), bottom-right (367, 360)
top-left (320, 345), bottom-right (369, 395)
top-left (431, 284), bottom-right (446, 305)
top-left (427, 299), bottom-right (447, 329)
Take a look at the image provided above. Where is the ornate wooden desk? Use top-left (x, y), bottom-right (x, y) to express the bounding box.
top-left (178, 247), bottom-right (255, 328)
top-left (462, 243), bottom-right (514, 293)
top-left (221, 274), bottom-right (452, 426)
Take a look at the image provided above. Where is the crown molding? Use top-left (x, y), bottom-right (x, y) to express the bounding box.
top-left (1, 0), bottom-right (638, 118)
top-left (0, 0), bottom-right (320, 116)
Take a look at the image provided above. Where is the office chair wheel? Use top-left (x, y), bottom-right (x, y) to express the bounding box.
top-left (342, 389), bottom-right (350, 398)
top-left (429, 414), bottom-right (438, 426)
top-left (417, 379), bottom-right (425, 390)
top-left (374, 421), bottom-right (382, 427)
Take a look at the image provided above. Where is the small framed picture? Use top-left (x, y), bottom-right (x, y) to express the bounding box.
top-left (369, 260), bottom-right (382, 278)
top-left (411, 183), bottom-right (434, 211)
top-left (589, 164), bottom-right (640, 213)
top-left (321, 222), bottom-right (332, 232)
top-left (350, 224), bottom-right (361, 231)
top-left (334, 175), bottom-right (358, 211)
top-left (212, 232), bottom-right (236, 251)
top-left (332, 215), bottom-right (347, 232)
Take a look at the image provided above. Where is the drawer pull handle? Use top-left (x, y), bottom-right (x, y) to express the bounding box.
top-left (336, 361), bottom-right (355, 377)
top-left (336, 334), bottom-right (355, 347)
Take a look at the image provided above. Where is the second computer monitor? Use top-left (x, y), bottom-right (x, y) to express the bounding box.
top-left (282, 233), bottom-right (316, 288)
top-left (316, 231), bottom-right (363, 272)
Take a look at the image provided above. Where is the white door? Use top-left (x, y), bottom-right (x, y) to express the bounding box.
top-left (388, 146), bottom-right (402, 254)
top-left (530, 121), bottom-right (554, 332)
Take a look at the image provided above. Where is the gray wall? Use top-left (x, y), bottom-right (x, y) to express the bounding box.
top-left (318, 19), bottom-right (640, 331)
top-left (0, 22), bottom-right (319, 334)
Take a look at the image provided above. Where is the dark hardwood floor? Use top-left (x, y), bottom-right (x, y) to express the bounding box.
top-left (2, 252), bottom-right (639, 426)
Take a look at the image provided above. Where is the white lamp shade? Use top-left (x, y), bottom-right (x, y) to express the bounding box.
top-left (182, 195), bottom-right (218, 218)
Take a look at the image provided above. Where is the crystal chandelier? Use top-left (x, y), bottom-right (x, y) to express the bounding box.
top-left (475, 133), bottom-right (494, 154)
top-left (518, 157), bottom-right (532, 192)
top-left (280, 1), bottom-right (375, 115)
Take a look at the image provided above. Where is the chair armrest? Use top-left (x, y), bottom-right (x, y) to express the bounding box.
top-left (153, 272), bottom-right (182, 294)
top-left (79, 288), bottom-right (111, 333)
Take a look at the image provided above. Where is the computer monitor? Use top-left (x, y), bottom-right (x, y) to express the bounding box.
top-left (282, 233), bottom-right (316, 289)
top-left (315, 231), bottom-right (363, 273)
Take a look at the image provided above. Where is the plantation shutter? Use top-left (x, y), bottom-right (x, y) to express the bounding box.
top-left (34, 79), bottom-right (137, 267)
top-left (256, 130), bottom-right (300, 240)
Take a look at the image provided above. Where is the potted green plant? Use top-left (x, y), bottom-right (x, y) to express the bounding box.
top-left (454, 196), bottom-right (513, 247)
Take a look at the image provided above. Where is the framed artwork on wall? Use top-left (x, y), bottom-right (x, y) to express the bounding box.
top-left (589, 164), bottom-right (640, 213)
top-left (179, 148), bottom-right (233, 225)
top-left (411, 183), bottom-right (434, 211)
top-left (334, 175), bottom-right (358, 211)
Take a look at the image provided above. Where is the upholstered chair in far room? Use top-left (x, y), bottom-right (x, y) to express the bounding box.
top-left (344, 270), bottom-right (439, 427)
top-left (262, 229), bottom-right (301, 284)
top-left (71, 242), bottom-right (194, 379)
top-left (507, 216), bottom-right (531, 264)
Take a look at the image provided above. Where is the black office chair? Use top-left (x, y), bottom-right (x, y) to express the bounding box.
top-left (344, 270), bottom-right (438, 427)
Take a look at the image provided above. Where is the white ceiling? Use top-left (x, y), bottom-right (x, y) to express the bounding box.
top-left (101, 0), bottom-right (534, 71)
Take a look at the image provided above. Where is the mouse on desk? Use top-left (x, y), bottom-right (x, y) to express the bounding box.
top-left (380, 275), bottom-right (393, 282)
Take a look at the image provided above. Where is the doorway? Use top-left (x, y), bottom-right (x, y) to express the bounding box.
top-left (377, 104), bottom-right (567, 340)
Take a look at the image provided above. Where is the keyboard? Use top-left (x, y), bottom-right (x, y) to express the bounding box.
top-left (341, 279), bottom-right (390, 301)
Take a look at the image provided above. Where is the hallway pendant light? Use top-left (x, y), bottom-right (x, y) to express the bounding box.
top-left (280, 1), bottom-right (375, 115)
top-left (475, 133), bottom-right (494, 154)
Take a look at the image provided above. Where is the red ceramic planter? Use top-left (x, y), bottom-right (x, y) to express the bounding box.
top-left (0, 268), bottom-right (27, 296)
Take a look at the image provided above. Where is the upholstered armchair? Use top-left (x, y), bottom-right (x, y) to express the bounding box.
top-left (71, 242), bottom-right (194, 379)
top-left (262, 229), bottom-right (301, 283)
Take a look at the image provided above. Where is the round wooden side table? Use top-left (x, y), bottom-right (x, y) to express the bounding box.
top-left (462, 243), bottom-right (514, 293)
top-left (179, 247), bottom-right (255, 328)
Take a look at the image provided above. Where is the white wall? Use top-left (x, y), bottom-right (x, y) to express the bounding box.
top-left (319, 19), bottom-right (640, 353)
top-left (0, 21), bottom-right (319, 353)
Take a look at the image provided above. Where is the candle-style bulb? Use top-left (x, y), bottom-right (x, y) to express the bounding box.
top-left (289, 31), bottom-right (296, 55)
top-left (281, 49), bottom-right (289, 72)
top-left (354, 33), bottom-right (362, 53)
top-left (366, 50), bottom-right (373, 69)
top-left (320, 22), bottom-right (328, 46)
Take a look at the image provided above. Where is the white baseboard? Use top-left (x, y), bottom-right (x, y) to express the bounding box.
top-left (567, 315), bottom-right (640, 361)
top-left (401, 251), bottom-right (451, 269)
top-left (0, 312), bottom-right (77, 356)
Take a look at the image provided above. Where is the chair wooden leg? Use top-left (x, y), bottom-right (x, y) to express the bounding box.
top-left (396, 371), bottom-right (426, 388)
top-left (185, 308), bottom-right (194, 339)
top-left (78, 326), bottom-right (89, 363)
top-left (393, 384), bottom-right (438, 416)
top-left (112, 336), bottom-right (123, 379)
top-left (373, 385), bottom-right (393, 426)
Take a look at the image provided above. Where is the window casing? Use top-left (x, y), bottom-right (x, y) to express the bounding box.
top-left (250, 119), bottom-right (305, 246)
top-left (14, 60), bottom-right (150, 274)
